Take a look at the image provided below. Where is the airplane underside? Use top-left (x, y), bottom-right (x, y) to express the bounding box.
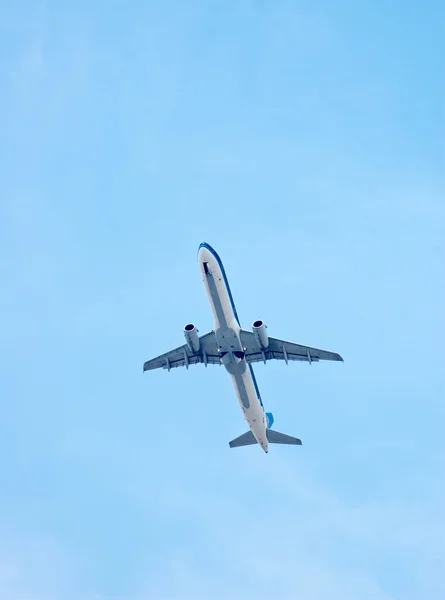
top-left (143, 242), bottom-right (343, 453)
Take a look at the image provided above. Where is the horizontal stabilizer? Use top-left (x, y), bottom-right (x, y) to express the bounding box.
top-left (266, 429), bottom-right (302, 445)
top-left (229, 430), bottom-right (257, 448)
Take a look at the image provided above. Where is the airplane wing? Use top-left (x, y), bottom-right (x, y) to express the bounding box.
top-left (239, 330), bottom-right (343, 364)
top-left (143, 331), bottom-right (221, 372)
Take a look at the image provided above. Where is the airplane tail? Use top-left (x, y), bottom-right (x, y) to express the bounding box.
top-left (229, 428), bottom-right (302, 448)
top-left (229, 430), bottom-right (257, 448)
top-left (266, 429), bottom-right (302, 445)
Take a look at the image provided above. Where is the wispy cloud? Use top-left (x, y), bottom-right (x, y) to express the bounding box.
top-left (143, 453), bottom-right (444, 600)
top-left (1, 2), bottom-right (443, 600)
top-left (3, 447), bottom-right (436, 600)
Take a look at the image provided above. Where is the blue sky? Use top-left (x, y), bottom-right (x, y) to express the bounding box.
top-left (0, 1), bottom-right (444, 598)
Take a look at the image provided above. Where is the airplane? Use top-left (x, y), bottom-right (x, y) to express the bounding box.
top-left (143, 242), bottom-right (343, 453)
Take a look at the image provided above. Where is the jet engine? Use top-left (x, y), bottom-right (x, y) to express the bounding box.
top-left (252, 320), bottom-right (269, 349)
top-left (184, 323), bottom-right (200, 352)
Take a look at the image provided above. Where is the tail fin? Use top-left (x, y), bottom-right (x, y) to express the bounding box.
top-left (266, 429), bottom-right (302, 445)
top-left (229, 430), bottom-right (257, 448)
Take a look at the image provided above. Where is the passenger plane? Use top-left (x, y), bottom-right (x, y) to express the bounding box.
top-left (143, 243), bottom-right (343, 453)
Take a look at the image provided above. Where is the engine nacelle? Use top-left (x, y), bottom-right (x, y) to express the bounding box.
top-left (266, 412), bottom-right (274, 428)
top-left (184, 323), bottom-right (200, 352)
top-left (252, 320), bottom-right (269, 349)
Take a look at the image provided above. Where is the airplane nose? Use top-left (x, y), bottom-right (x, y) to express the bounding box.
top-left (198, 246), bottom-right (212, 263)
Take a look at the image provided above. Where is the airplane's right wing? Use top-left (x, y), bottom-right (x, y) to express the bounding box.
top-left (143, 331), bottom-right (221, 372)
top-left (239, 330), bottom-right (343, 365)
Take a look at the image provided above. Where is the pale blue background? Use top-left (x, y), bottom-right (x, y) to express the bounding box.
top-left (1, 1), bottom-right (444, 599)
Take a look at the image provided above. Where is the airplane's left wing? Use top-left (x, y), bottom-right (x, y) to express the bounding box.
top-left (143, 331), bottom-right (221, 372)
top-left (239, 330), bottom-right (343, 364)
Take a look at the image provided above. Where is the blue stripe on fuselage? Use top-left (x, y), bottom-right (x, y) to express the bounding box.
top-left (198, 242), bottom-right (264, 408)
top-left (248, 363), bottom-right (263, 407)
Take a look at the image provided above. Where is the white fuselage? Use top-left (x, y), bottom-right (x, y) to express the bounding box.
top-left (198, 245), bottom-right (269, 452)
